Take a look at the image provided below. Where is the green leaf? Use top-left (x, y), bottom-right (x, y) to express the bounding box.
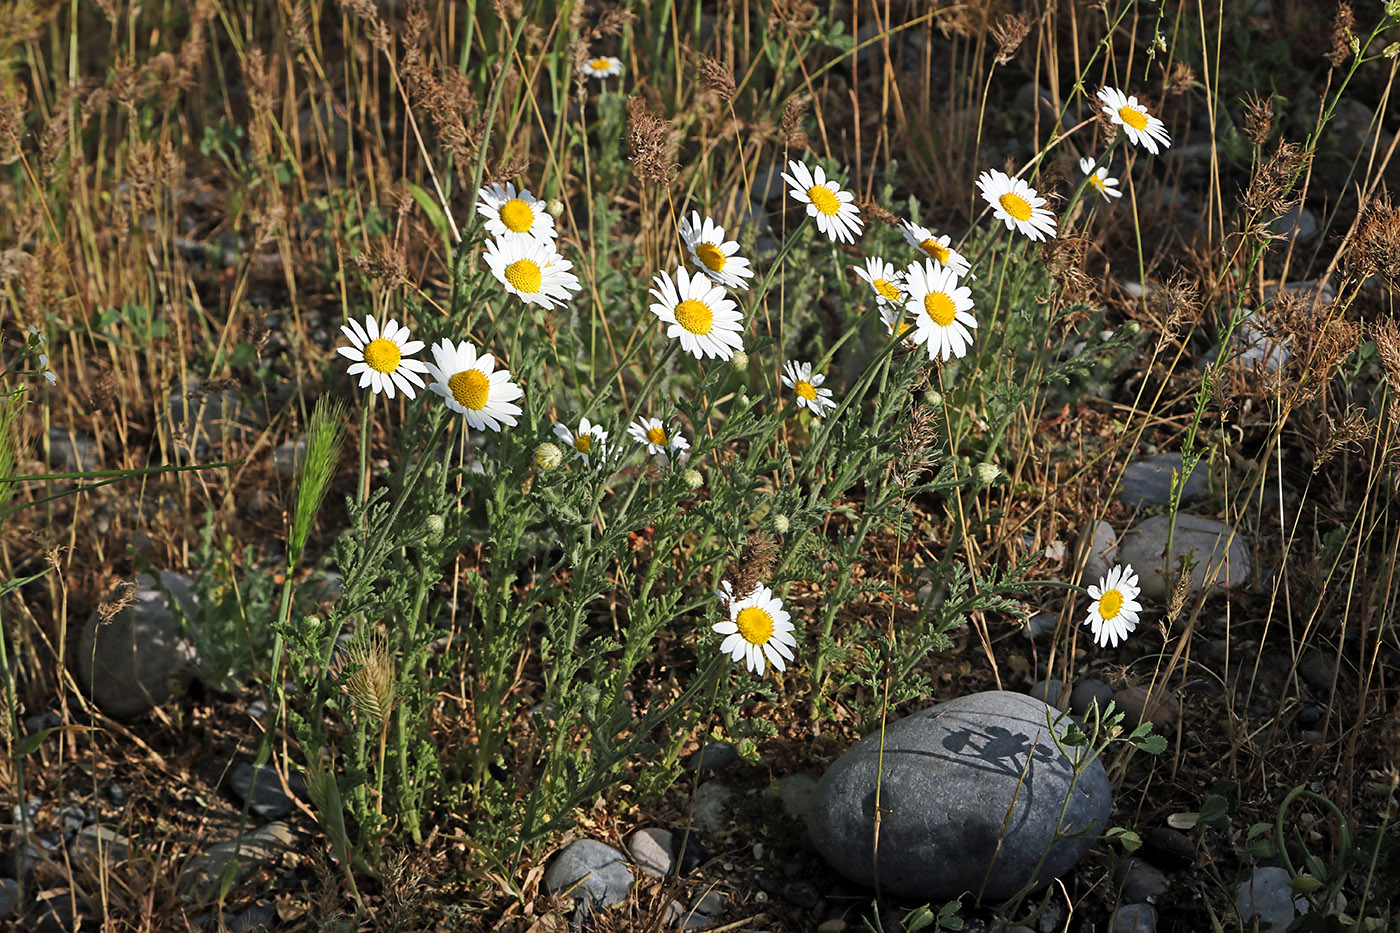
top-left (1200, 793), bottom-right (1232, 829)
top-left (902, 906), bottom-right (936, 932)
top-left (406, 181), bottom-right (452, 252)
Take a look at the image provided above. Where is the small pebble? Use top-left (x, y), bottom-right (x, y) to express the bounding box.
top-left (782, 882), bottom-right (820, 909)
top-left (1111, 903), bottom-right (1157, 933)
top-left (627, 827), bottom-right (673, 878)
top-left (687, 742), bottom-right (739, 773)
top-left (817, 920), bottom-right (847, 933)
top-left (1297, 705), bottom-right (1323, 727)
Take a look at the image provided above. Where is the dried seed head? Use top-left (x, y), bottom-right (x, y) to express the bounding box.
top-left (699, 54), bottom-right (737, 103)
top-left (991, 12), bottom-right (1032, 65)
top-left (895, 402), bottom-right (942, 489)
top-left (0, 84), bottom-right (24, 165)
top-left (781, 94), bottom-right (810, 151)
top-left (1344, 191), bottom-right (1400, 290)
top-left (1243, 93), bottom-right (1274, 147)
top-left (729, 532), bottom-right (778, 603)
top-left (1151, 273), bottom-right (1203, 356)
top-left (1372, 319), bottom-right (1400, 426)
top-left (1314, 406), bottom-right (1371, 471)
top-left (1242, 141), bottom-right (1309, 223)
top-left (98, 580), bottom-right (139, 625)
top-left (1168, 62), bottom-right (1196, 95)
top-left (626, 96), bottom-right (678, 184)
top-left (1328, 2), bottom-right (1356, 66)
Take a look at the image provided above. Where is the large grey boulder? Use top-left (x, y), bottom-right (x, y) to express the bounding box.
top-left (1116, 514), bottom-right (1252, 600)
top-left (809, 691), bottom-right (1112, 902)
top-left (78, 572), bottom-right (200, 718)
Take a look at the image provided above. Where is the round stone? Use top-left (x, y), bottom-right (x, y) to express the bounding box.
top-left (808, 691), bottom-right (1113, 900)
top-left (78, 572), bottom-right (200, 718)
top-left (544, 839), bottom-right (633, 908)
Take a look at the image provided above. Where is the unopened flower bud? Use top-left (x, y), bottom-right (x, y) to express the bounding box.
top-left (683, 468), bottom-right (704, 490)
top-left (534, 442), bottom-right (564, 471)
top-left (975, 462), bottom-right (1001, 486)
top-left (730, 350), bottom-right (749, 372)
top-left (579, 684), bottom-right (600, 706)
top-left (1123, 321), bottom-right (1141, 334)
top-left (926, 391), bottom-right (943, 408)
top-left (546, 198), bottom-right (565, 218)
top-left (425, 514), bottom-right (445, 539)
top-left (773, 514), bottom-right (790, 534)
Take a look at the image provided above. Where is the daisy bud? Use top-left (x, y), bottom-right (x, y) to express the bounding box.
top-left (730, 350), bottom-right (749, 372)
top-left (773, 514), bottom-right (790, 534)
top-left (1123, 321), bottom-right (1141, 334)
top-left (546, 198), bottom-right (564, 218)
top-left (975, 462), bottom-right (1000, 486)
top-left (926, 391), bottom-right (943, 407)
top-left (534, 442), bottom-right (564, 471)
top-left (683, 468), bottom-right (704, 490)
top-left (579, 684), bottom-right (600, 706)
top-left (425, 514), bottom-right (445, 539)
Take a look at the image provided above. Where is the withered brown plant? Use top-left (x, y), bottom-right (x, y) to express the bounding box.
top-left (729, 532), bottom-right (778, 602)
top-left (699, 54), bottom-right (737, 102)
top-left (1327, 1), bottom-right (1356, 66)
top-left (1344, 191), bottom-right (1400, 290)
top-left (991, 12), bottom-right (1032, 66)
top-left (1243, 92), bottom-right (1274, 147)
top-left (1241, 141), bottom-right (1309, 226)
top-left (626, 96), bottom-right (677, 184)
top-left (781, 93), bottom-right (811, 151)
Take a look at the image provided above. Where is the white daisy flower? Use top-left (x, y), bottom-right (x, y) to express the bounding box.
top-left (780, 160), bottom-right (864, 244)
top-left (426, 338), bottom-right (524, 432)
top-left (476, 182), bottom-right (557, 244)
top-left (781, 360), bottom-right (837, 418)
top-left (712, 582), bottom-right (797, 676)
top-left (1096, 87), bottom-right (1171, 154)
top-left (336, 316), bottom-right (430, 399)
top-left (904, 259), bottom-right (977, 362)
top-left (1083, 563), bottom-right (1143, 648)
top-left (679, 211), bottom-right (754, 290)
top-left (627, 417), bottom-right (690, 463)
top-left (976, 169), bottom-right (1058, 242)
top-left (878, 304), bottom-right (921, 349)
top-left (853, 256), bottom-right (906, 307)
top-left (900, 221), bottom-right (972, 279)
top-left (584, 55), bottom-right (623, 79)
top-left (484, 237), bottom-right (580, 310)
top-left (1079, 157), bottom-right (1123, 201)
top-left (37, 354), bottom-right (57, 387)
top-left (552, 417), bottom-right (609, 467)
top-left (648, 266), bottom-right (745, 361)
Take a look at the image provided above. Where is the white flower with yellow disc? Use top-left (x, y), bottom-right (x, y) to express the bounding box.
top-left (679, 211), bottom-right (754, 290)
top-left (713, 581), bottom-right (797, 676)
top-left (648, 266), bottom-right (745, 361)
top-left (1097, 87), bottom-right (1171, 154)
top-left (900, 221), bottom-right (972, 278)
top-left (337, 316), bottom-right (430, 399)
top-left (853, 256), bottom-right (906, 308)
top-left (1084, 563), bottom-right (1143, 648)
top-left (476, 182), bottom-right (557, 244)
top-left (781, 360), bottom-right (836, 418)
top-left (484, 236), bottom-right (580, 309)
top-left (552, 417), bottom-right (609, 467)
top-left (780, 160), bottom-right (863, 244)
top-left (976, 169), bottom-right (1057, 241)
top-left (426, 338), bottom-right (523, 432)
top-left (904, 259), bottom-right (977, 362)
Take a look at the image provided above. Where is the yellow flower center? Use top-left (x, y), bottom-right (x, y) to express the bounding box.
top-left (999, 192), bottom-right (1033, 223)
top-left (362, 337), bottom-right (401, 374)
top-left (923, 291), bottom-right (957, 327)
top-left (504, 258), bottom-right (542, 294)
top-left (574, 434), bottom-right (592, 454)
top-left (796, 381), bottom-right (817, 401)
top-left (920, 238), bottom-right (950, 263)
top-left (646, 426), bottom-right (667, 445)
top-left (448, 369), bottom-right (490, 410)
top-left (591, 58), bottom-right (612, 71)
top-left (499, 198), bottom-right (535, 233)
top-left (674, 298), bottom-right (714, 335)
top-left (1088, 174), bottom-right (1106, 192)
top-left (735, 606), bottom-right (775, 645)
top-left (807, 185), bottom-right (841, 216)
top-left (1118, 105), bottom-right (1149, 131)
top-left (874, 278), bottom-right (902, 302)
top-left (695, 241), bottom-right (727, 272)
top-left (894, 318), bottom-right (913, 338)
top-left (1099, 589), bottom-right (1124, 620)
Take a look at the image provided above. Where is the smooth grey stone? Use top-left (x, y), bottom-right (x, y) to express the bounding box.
top-left (1297, 705), bottom-right (1323, 727)
top-left (1230, 316), bottom-right (1290, 372)
top-left (1028, 679), bottom-right (1070, 711)
top-left (782, 881), bottom-right (819, 909)
top-left (626, 827), bottom-right (673, 878)
top-left (1298, 651), bottom-right (1331, 692)
top-left (1302, 730), bottom-right (1325, 744)
top-left (692, 891), bottom-right (725, 916)
top-left (273, 437), bottom-right (307, 478)
top-left (1119, 454), bottom-right (1206, 508)
top-left (1075, 520), bottom-right (1118, 582)
top-left (664, 898), bottom-right (712, 929)
top-left (24, 889), bottom-right (91, 933)
top-left (1140, 827), bottom-right (1196, 870)
top-left (12, 797), bottom-right (40, 830)
top-left (809, 691), bottom-right (1112, 901)
top-left (230, 898), bottom-right (277, 932)
top-left (179, 823), bottom-right (297, 900)
top-left (0, 878), bottom-right (17, 919)
top-left (47, 425), bottom-right (98, 472)
top-left (106, 784), bottom-right (127, 805)
top-left (230, 764), bottom-right (308, 821)
top-left (544, 839), bottom-right (633, 908)
top-left (1111, 903), bottom-right (1157, 933)
top-left (692, 782), bottom-right (732, 834)
top-left (78, 571), bottom-right (200, 718)
top-left (1235, 866), bottom-right (1309, 930)
top-left (687, 741), bottom-right (739, 773)
top-left (1069, 679), bottom-right (1114, 719)
top-left (1022, 611), bottom-right (1057, 641)
top-left (1113, 687), bottom-right (1178, 732)
top-left (60, 807), bottom-right (90, 833)
top-left (1117, 857), bottom-right (1168, 901)
top-left (771, 774), bottom-right (820, 821)
top-left (22, 711), bottom-right (62, 737)
top-left (72, 825), bottom-right (131, 864)
top-left (1270, 203), bottom-right (1318, 243)
top-left (1116, 513), bottom-right (1252, 600)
